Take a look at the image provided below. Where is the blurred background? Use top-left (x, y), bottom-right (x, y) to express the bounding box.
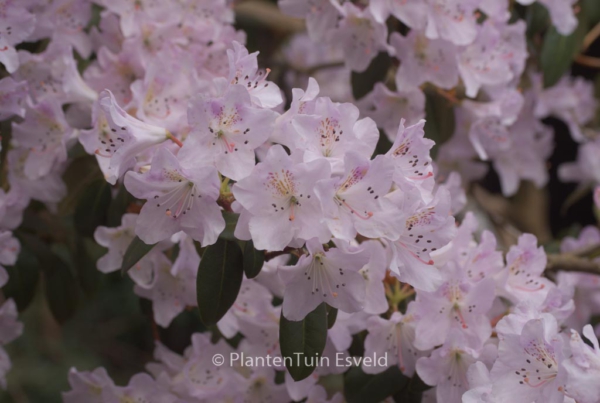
top-left (1, 0), bottom-right (599, 401)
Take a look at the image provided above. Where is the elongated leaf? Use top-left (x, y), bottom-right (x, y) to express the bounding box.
top-left (345, 366), bottom-right (408, 403)
top-left (17, 233), bottom-right (79, 323)
top-left (372, 129), bottom-right (393, 157)
top-left (74, 238), bottom-right (104, 295)
top-left (243, 240), bottom-right (264, 279)
top-left (424, 90), bottom-right (455, 159)
top-left (582, 0), bottom-right (600, 25)
top-left (196, 238), bottom-right (244, 326)
top-left (220, 211), bottom-right (239, 241)
top-left (107, 184), bottom-right (133, 227)
top-left (525, 3), bottom-right (550, 38)
top-left (121, 236), bottom-right (156, 275)
top-left (74, 179), bottom-right (111, 237)
top-left (326, 305), bottom-right (338, 329)
top-left (59, 155), bottom-right (103, 215)
top-left (279, 302), bottom-right (328, 381)
top-left (44, 258), bottom-right (80, 324)
top-left (393, 374), bottom-right (432, 403)
top-left (0, 120), bottom-right (11, 173)
top-left (351, 52), bottom-right (391, 100)
top-left (541, 21), bottom-right (587, 88)
top-left (3, 246), bottom-right (40, 311)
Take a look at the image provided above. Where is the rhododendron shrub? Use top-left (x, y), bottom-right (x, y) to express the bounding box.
top-left (1, 0), bottom-right (600, 402)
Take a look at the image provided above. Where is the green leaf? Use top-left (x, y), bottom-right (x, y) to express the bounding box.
top-left (326, 305), bottom-right (338, 329)
top-left (107, 184), bottom-right (133, 227)
top-left (393, 374), bottom-right (432, 403)
top-left (0, 120), bottom-right (11, 176)
top-left (424, 90), bottom-right (455, 159)
top-left (59, 155), bottom-right (103, 216)
top-left (3, 246), bottom-right (40, 312)
top-left (372, 129), bottom-right (393, 157)
top-left (74, 179), bottom-right (111, 237)
top-left (243, 240), bottom-right (264, 279)
top-left (582, 0), bottom-right (600, 25)
top-left (525, 2), bottom-right (550, 38)
top-left (120, 236), bottom-right (156, 275)
top-left (196, 238), bottom-right (244, 326)
top-left (351, 52), bottom-right (391, 100)
top-left (220, 211), bottom-right (239, 241)
top-left (44, 256), bottom-right (80, 324)
top-left (74, 238), bottom-right (104, 295)
top-left (279, 302), bottom-right (328, 381)
top-left (16, 233), bottom-right (79, 323)
top-left (540, 20), bottom-right (587, 88)
top-left (345, 366), bottom-right (408, 403)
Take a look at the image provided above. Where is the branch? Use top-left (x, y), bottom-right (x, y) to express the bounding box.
top-left (298, 61), bottom-right (345, 75)
top-left (234, 0), bottom-right (305, 34)
top-left (583, 21), bottom-right (600, 52)
top-left (546, 253), bottom-right (600, 276)
top-left (264, 247), bottom-right (301, 262)
top-left (575, 54), bottom-right (600, 69)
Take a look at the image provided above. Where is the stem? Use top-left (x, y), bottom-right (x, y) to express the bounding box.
top-left (264, 247), bottom-right (299, 262)
top-left (568, 243), bottom-right (600, 259)
top-left (166, 132), bottom-right (183, 147)
top-left (583, 22), bottom-right (600, 52)
top-left (575, 54), bottom-right (600, 69)
top-left (217, 195), bottom-right (234, 212)
top-left (436, 87), bottom-right (461, 105)
top-left (546, 253), bottom-right (600, 276)
top-left (305, 61), bottom-right (346, 75)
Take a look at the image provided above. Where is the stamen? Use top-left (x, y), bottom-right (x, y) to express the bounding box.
top-left (398, 242), bottom-right (434, 265)
top-left (337, 197), bottom-right (373, 220)
top-left (407, 171), bottom-right (433, 181)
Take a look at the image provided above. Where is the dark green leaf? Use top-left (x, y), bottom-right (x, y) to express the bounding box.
top-left (424, 90), bottom-right (455, 159)
top-left (107, 184), bottom-right (133, 227)
top-left (326, 305), bottom-right (338, 329)
top-left (196, 238), bottom-right (244, 326)
top-left (66, 142), bottom-right (87, 159)
top-left (74, 238), bottom-right (104, 295)
top-left (393, 374), bottom-right (432, 403)
top-left (372, 129), bottom-right (393, 157)
top-left (0, 120), bottom-right (12, 175)
top-left (74, 179), bottom-right (111, 237)
top-left (220, 211), bottom-right (239, 241)
top-left (3, 246), bottom-right (40, 312)
top-left (279, 302), bottom-right (328, 381)
top-left (44, 257), bottom-right (80, 324)
top-left (525, 2), bottom-right (550, 37)
top-left (582, 0), bottom-right (600, 25)
top-left (243, 240), bottom-right (264, 279)
top-left (351, 52), bottom-right (391, 100)
top-left (59, 155), bottom-right (103, 215)
top-left (540, 20), bottom-right (587, 88)
top-left (345, 366), bottom-right (408, 403)
top-left (16, 233), bottom-right (79, 323)
top-left (120, 236), bottom-right (156, 275)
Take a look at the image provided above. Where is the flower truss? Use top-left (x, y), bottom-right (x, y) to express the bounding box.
top-left (0, 0), bottom-right (599, 402)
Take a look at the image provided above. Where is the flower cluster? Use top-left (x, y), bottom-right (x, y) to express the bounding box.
top-left (1, 0), bottom-right (599, 402)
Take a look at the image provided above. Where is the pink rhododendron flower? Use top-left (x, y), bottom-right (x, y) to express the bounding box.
top-left (124, 147), bottom-right (224, 245)
top-left (490, 316), bottom-right (566, 403)
top-left (179, 83), bottom-right (278, 181)
top-left (280, 238), bottom-right (369, 321)
top-left (232, 144), bottom-right (331, 251)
